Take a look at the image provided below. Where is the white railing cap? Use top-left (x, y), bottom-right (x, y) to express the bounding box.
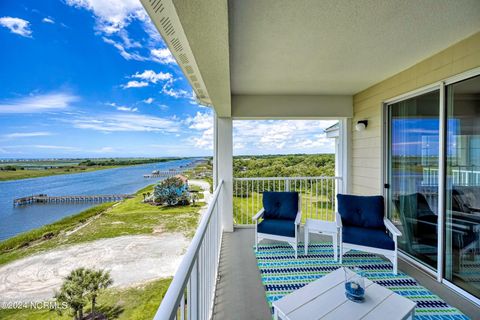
top-left (234, 176), bottom-right (342, 181)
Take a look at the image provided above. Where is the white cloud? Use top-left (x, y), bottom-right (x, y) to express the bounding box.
top-left (192, 127), bottom-right (213, 150)
top-left (95, 146), bottom-right (115, 153)
top-left (232, 120), bottom-right (337, 153)
top-left (185, 114), bottom-right (327, 155)
top-left (42, 17), bottom-right (55, 24)
top-left (143, 97), bottom-right (154, 104)
top-left (122, 70), bottom-right (172, 89)
top-left (0, 92), bottom-right (79, 113)
top-left (185, 111), bottom-right (214, 150)
top-left (161, 82), bottom-right (191, 99)
top-left (32, 145), bottom-right (78, 150)
top-left (102, 37), bottom-right (146, 61)
top-left (3, 132), bottom-right (52, 139)
top-left (151, 48), bottom-right (175, 64)
top-left (107, 102), bottom-right (138, 112)
top-left (0, 17), bottom-right (32, 37)
top-left (116, 106), bottom-right (138, 112)
top-left (1, 145), bottom-right (79, 153)
top-left (65, 0), bottom-right (145, 34)
top-left (121, 80), bottom-right (148, 89)
top-left (66, 0), bottom-right (175, 65)
top-left (133, 70), bottom-right (172, 83)
top-left (117, 29), bottom-right (140, 48)
top-left (71, 113), bottom-right (180, 133)
top-left (187, 112), bottom-right (212, 130)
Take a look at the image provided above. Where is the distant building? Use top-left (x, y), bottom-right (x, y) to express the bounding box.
top-left (175, 174), bottom-right (189, 190)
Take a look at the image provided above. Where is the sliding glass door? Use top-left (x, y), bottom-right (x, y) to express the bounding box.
top-left (386, 90), bottom-right (440, 270)
top-left (386, 73), bottom-right (480, 300)
top-left (445, 75), bottom-right (480, 297)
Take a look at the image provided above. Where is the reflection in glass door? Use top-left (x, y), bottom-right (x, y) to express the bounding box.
top-left (387, 90), bottom-right (440, 270)
top-left (445, 75), bottom-right (480, 297)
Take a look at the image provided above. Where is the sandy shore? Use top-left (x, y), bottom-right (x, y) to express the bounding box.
top-left (0, 179), bottom-right (212, 303)
top-left (0, 233), bottom-right (190, 303)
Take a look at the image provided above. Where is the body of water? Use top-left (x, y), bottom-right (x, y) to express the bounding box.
top-left (0, 158), bottom-right (199, 240)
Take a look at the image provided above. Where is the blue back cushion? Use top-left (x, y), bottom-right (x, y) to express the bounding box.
top-left (337, 194), bottom-right (385, 229)
top-left (263, 192), bottom-right (298, 220)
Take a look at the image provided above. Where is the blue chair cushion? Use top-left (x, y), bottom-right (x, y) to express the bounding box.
top-left (263, 192), bottom-right (299, 220)
top-left (257, 219), bottom-right (295, 238)
top-left (343, 226), bottom-right (395, 251)
top-left (337, 194), bottom-right (385, 229)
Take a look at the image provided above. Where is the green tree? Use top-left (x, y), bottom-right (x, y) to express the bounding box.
top-left (55, 268), bottom-right (89, 320)
top-left (154, 177), bottom-right (189, 206)
top-left (55, 267), bottom-right (113, 320)
top-left (86, 269), bottom-right (113, 316)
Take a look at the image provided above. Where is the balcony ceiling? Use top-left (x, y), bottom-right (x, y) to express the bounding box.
top-left (228, 0), bottom-right (480, 95)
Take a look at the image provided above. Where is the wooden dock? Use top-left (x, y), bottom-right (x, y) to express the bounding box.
top-left (13, 194), bottom-right (133, 206)
top-left (143, 170), bottom-right (180, 178)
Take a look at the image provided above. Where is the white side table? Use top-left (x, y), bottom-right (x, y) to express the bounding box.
top-left (304, 218), bottom-right (342, 262)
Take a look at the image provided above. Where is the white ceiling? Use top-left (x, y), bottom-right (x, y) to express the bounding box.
top-left (228, 0), bottom-right (480, 95)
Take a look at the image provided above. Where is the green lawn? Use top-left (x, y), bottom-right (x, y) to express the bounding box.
top-left (0, 278), bottom-right (172, 320)
top-left (189, 185), bottom-right (205, 200)
top-left (233, 192), bottom-right (335, 225)
top-left (0, 184), bottom-right (203, 266)
top-left (0, 165), bottom-right (120, 181)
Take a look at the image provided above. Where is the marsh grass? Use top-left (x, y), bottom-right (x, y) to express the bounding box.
top-left (0, 165), bottom-right (119, 181)
top-left (0, 184), bottom-right (203, 266)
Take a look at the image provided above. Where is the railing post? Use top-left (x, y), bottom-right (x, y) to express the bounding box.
top-left (188, 260), bottom-right (198, 320)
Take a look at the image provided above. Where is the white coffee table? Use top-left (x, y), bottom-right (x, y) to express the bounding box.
top-left (272, 268), bottom-right (416, 320)
top-left (304, 218), bottom-right (341, 262)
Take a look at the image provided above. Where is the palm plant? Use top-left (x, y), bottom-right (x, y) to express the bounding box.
top-left (86, 269), bottom-right (113, 315)
top-left (55, 267), bottom-right (89, 320)
top-left (55, 267), bottom-right (113, 320)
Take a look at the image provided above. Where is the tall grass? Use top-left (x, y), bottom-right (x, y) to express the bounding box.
top-left (0, 203), bottom-right (113, 254)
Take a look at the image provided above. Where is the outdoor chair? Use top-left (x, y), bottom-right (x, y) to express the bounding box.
top-left (397, 192), bottom-right (479, 271)
top-left (253, 191), bottom-right (301, 258)
top-left (337, 194), bottom-right (401, 274)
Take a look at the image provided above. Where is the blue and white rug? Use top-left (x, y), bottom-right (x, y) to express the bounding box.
top-left (255, 242), bottom-right (469, 320)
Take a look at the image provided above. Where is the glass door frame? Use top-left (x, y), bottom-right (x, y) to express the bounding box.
top-left (382, 67), bottom-right (480, 305)
top-left (382, 83), bottom-right (442, 279)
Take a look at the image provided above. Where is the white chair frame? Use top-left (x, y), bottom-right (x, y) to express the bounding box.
top-left (253, 195), bottom-right (302, 258)
top-left (336, 212), bottom-right (402, 274)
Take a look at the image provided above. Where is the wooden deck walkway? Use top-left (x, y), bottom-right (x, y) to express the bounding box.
top-left (13, 194), bottom-right (133, 206)
top-left (143, 170), bottom-right (180, 178)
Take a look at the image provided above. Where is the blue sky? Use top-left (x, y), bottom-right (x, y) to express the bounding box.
top-left (0, 0), bottom-right (336, 159)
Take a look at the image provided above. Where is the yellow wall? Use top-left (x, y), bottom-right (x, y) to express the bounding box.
top-left (351, 32), bottom-right (480, 195)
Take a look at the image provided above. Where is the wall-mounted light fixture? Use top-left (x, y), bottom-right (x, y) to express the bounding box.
top-left (355, 120), bottom-right (368, 131)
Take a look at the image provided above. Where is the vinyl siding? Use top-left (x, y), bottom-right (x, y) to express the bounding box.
top-left (351, 31), bottom-right (480, 195)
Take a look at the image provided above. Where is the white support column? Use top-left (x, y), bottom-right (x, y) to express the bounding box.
top-left (214, 114), bottom-right (233, 232)
top-left (338, 118), bottom-right (352, 194)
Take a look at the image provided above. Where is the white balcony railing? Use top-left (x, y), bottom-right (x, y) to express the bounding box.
top-left (154, 180), bottom-right (223, 320)
top-left (233, 176), bottom-right (342, 225)
top-left (423, 167), bottom-right (480, 186)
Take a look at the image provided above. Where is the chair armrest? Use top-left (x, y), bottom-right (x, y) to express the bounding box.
top-left (384, 218), bottom-right (402, 237)
top-left (253, 208), bottom-right (265, 222)
top-left (294, 211), bottom-right (301, 225)
top-left (335, 212), bottom-right (342, 228)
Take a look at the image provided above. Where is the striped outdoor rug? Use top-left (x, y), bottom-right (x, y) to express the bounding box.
top-left (255, 242), bottom-right (469, 320)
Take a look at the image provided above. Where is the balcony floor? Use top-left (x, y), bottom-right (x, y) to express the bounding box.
top-left (212, 227), bottom-right (479, 320)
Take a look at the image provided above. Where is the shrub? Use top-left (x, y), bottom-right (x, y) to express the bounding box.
top-left (154, 177), bottom-right (189, 206)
